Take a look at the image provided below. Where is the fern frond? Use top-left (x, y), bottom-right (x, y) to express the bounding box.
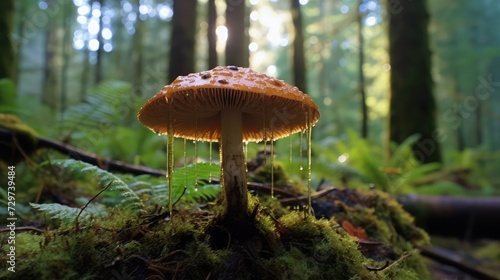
top-left (47, 159), bottom-right (144, 214)
top-left (29, 202), bottom-right (105, 226)
top-left (129, 163), bottom-right (221, 206)
top-left (61, 80), bottom-right (132, 133)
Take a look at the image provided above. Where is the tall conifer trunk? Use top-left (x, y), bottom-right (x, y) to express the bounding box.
top-left (388, 0), bottom-right (441, 163)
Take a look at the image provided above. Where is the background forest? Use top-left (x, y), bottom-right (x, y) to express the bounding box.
top-left (3, 0), bottom-right (500, 192)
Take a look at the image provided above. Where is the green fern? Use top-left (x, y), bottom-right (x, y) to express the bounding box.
top-left (61, 80), bottom-right (133, 133)
top-left (45, 159), bottom-right (144, 214)
top-left (29, 202), bottom-right (106, 226)
top-left (130, 163), bottom-right (221, 206)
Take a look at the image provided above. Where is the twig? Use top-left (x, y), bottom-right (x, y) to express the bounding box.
top-left (419, 246), bottom-right (500, 280)
top-left (365, 261), bottom-right (389, 272)
top-left (0, 226), bottom-right (44, 233)
top-left (75, 181), bottom-right (113, 231)
top-left (0, 127), bottom-right (166, 176)
top-left (278, 186), bottom-right (338, 205)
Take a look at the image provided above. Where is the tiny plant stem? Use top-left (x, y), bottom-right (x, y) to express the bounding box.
top-left (220, 108), bottom-right (248, 220)
top-left (75, 181), bottom-right (113, 231)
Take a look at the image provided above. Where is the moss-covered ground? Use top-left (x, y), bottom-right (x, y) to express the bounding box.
top-left (1, 185), bottom-right (430, 279)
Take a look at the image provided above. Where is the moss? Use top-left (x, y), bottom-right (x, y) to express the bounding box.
top-left (1, 188), bottom-right (431, 279)
top-left (0, 114), bottom-right (39, 165)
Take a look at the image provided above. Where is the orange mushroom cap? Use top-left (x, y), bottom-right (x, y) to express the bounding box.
top-left (137, 66), bottom-right (320, 142)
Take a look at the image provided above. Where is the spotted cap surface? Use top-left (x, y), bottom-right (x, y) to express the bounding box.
top-left (137, 66), bottom-right (320, 142)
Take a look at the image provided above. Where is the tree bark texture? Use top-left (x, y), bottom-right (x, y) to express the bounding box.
top-left (290, 0), bottom-right (307, 92)
top-left (94, 0), bottom-right (105, 84)
top-left (358, 0), bottom-right (368, 138)
top-left (168, 0), bottom-right (197, 82)
top-left (225, 0), bottom-right (248, 67)
top-left (388, 0), bottom-right (441, 163)
top-left (208, 0), bottom-right (218, 69)
top-left (42, 0), bottom-right (62, 111)
top-left (399, 195), bottom-right (500, 239)
top-left (0, 0), bottom-right (15, 81)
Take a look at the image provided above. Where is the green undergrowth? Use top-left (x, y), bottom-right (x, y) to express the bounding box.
top-left (0, 159), bottom-right (430, 279)
top-left (1, 196), bottom-right (430, 279)
top-left (1, 205), bottom-right (429, 279)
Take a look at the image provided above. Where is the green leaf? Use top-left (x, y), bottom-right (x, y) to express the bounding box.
top-left (45, 159), bottom-right (144, 214)
top-left (0, 79), bottom-right (20, 114)
top-left (129, 163), bottom-right (221, 205)
top-left (29, 202), bottom-right (105, 225)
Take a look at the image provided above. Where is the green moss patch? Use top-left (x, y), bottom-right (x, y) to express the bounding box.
top-left (2, 188), bottom-right (430, 279)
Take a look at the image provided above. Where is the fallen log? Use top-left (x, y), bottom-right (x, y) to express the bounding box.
top-left (398, 194), bottom-right (500, 239)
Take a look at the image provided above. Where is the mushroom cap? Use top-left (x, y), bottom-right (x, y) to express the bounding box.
top-left (137, 66), bottom-right (320, 142)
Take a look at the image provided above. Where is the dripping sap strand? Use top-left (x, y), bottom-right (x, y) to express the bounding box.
top-left (244, 141), bottom-right (248, 172)
top-left (289, 134), bottom-right (293, 175)
top-left (299, 131), bottom-right (304, 171)
top-left (307, 112), bottom-right (313, 215)
top-left (194, 139), bottom-right (199, 191)
top-left (219, 138), bottom-right (224, 188)
top-left (167, 133), bottom-right (174, 217)
top-left (209, 141), bottom-right (212, 183)
top-left (263, 107), bottom-right (267, 167)
top-left (183, 138), bottom-right (187, 188)
top-left (270, 130), bottom-right (275, 198)
top-left (194, 110), bottom-right (199, 191)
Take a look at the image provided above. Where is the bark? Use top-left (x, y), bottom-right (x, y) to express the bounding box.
top-left (79, 7), bottom-right (93, 101)
top-left (358, 0), bottom-right (368, 138)
top-left (168, 0), bottom-right (197, 82)
top-left (0, 0), bottom-right (15, 81)
top-left (225, 0), bottom-right (248, 67)
top-left (60, 1), bottom-right (72, 113)
top-left (208, 0), bottom-right (218, 69)
top-left (132, 0), bottom-right (144, 97)
top-left (42, 0), bottom-right (62, 111)
top-left (399, 195), bottom-right (500, 239)
top-left (387, 0), bottom-right (441, 163)
top-left (94, 0), bottom-right (104, 84)
top-left (290, 0), bottom-right (307, 92)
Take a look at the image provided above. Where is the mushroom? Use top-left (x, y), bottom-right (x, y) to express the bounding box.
top-left (138, 66), bottom-right (320, 221)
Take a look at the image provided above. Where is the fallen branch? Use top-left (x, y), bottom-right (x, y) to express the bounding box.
top-left (0, 127), bottom-right (165, 176)
top-left (398, 195), bottom-right (500, 239)
top-left (419, 246), bottom-right (499, 280)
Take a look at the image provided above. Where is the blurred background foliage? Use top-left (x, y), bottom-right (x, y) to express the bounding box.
top-left (1, 0), bottom-right (500, 196)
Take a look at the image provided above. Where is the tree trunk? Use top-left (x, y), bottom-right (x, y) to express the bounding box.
top-left (168, 0), bottom-right (197, 82)
top-left (358, 0), bottom-right (368, 138)
top-left (387, 0), bottom-right (441, 163)
top-left (0, 0), bottom-right (15, 81)
top-left (290, 0), bottom-right (307, 92)
top-left (94, 0), bottom-right (104, 84)
top-left (132, 0), bottom-right (144, 96)
top-left (42, 0), bottom-right (62, 111)
top-left (60, 0), bottom-right (72, 114)
top-left (208, 0), bottom-right (218, 69)
top-left (225, 0), bottom-right (248, 67)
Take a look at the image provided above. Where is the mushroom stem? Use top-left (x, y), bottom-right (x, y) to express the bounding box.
top-left (220, 108), bottom-right (248, 220)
